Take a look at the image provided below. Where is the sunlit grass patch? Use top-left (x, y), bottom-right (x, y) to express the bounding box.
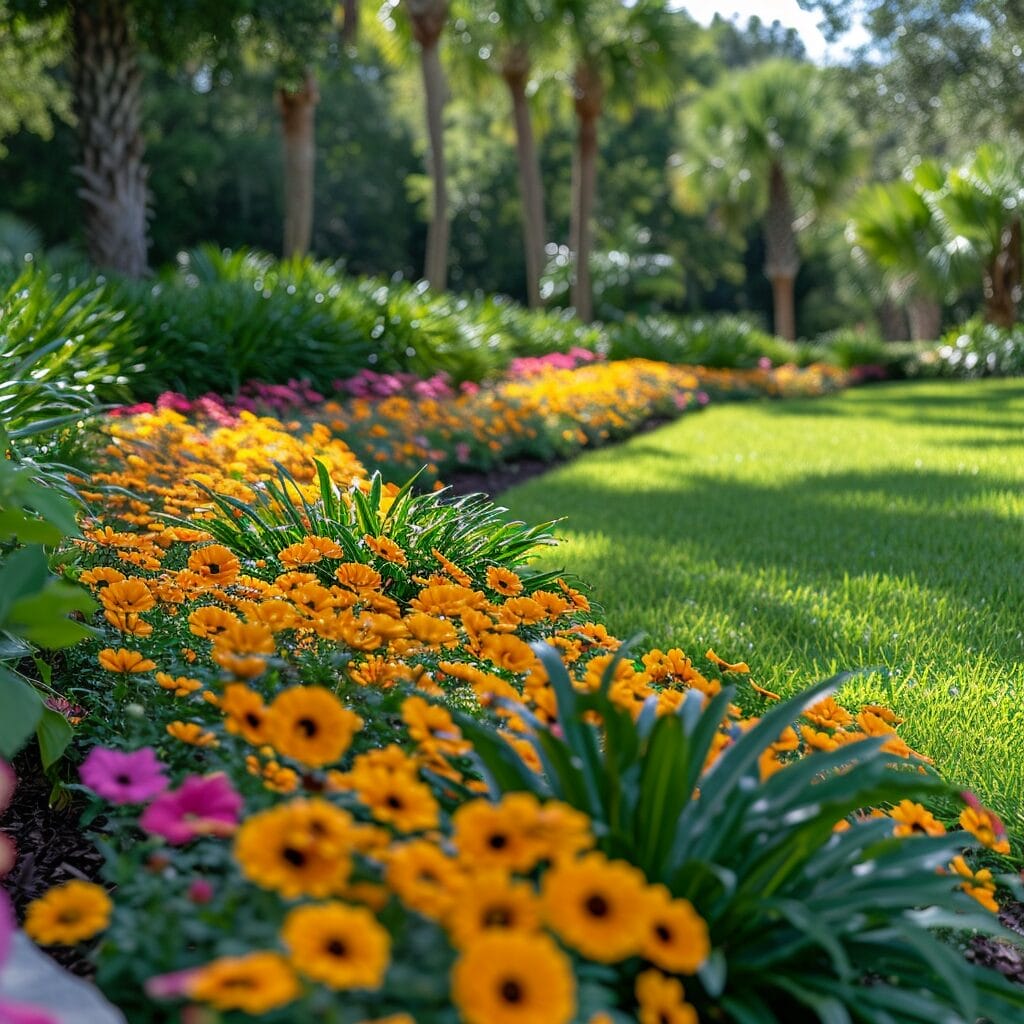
top-left (504, 379), bottom-right (1024, 833)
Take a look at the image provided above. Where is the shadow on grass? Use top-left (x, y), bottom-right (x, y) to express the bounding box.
top-left (523, 464), bottom-right (1024, 635)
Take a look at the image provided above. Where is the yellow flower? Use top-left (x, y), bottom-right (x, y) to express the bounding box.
top-left (189, 951), bottom-right (299, 1014)
top-left (281, 901), bottom-right (390, 990)
top-left (97, 648), bottom-right (156, 674)
top-left (352, 767), bottom-right (440, 833)
top-left (889, 800), bottom-right (946, 838)
top-left (479, 633), bottom-right (535, 674)
top-left (542, 852), bottom-right (651, 962)
top-left (266, 686), bottom-right (363, 767)
top-left (642, 884), bottom-right (710, 974)
top-left (446, 871), bottom-right (542, 948)
top-left (451, 931), bottom-right (575, 1024)
top-left (220, 683), bottom-right (270, 745)
top-left (166, 721), bottom-right (218, 747)
top-left (635, 969), bottom-right (698, 1024)
top-left (401, 695), bottom-right (470, 756)
top-left (452, 793), bottom-right (545, 873)
top-left (960, 805), bottom-right (1011, 855)
top-left (24, 881), bottom-right (112, 946)
top-left (385, 840), bottom-right (465, 920)
top-left (949, 854), bottom-right (999, 912)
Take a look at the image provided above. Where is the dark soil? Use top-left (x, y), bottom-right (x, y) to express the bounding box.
top-left (2, 746), bottom-right (103, 977)
top-left (969, 900), bottom-right (1024, 984)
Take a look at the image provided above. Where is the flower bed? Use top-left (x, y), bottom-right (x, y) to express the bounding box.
top-left (4, 356), bottom-right (1023, 1022)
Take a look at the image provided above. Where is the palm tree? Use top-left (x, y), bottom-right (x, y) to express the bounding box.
top-left (459, 0), bottom-right (553, 308)
top-left (848, 167), bottom-right (953, 340)
top-left (930, 144), bottom-right (1024, 328)
top-left (277, 70), bottom-right (320, 258)
top-left (554, 0), bottom-right (680, 322)
top-left (401, 0), bottom-right (451, 290)
top-left (675, 59), bottom-right (860, 340)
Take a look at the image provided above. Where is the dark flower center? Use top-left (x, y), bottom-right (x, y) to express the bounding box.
top-left (297, 717), bottom-right (319, 738)
top-left (500, 979), bottom-right (524, 1004)
top-left (484, 906), bottom-right (512, 927)
top-left (487, 832), bottom-right (509, 850)
top-left (326, 939), bottom-right (348, 957)
top-left (585, 893), bottom-right (610, 917)
top-left (206, 563), bottom-right (221, 575)
top-left (655, 924), bottom-right (672, 943)
top-left (386, 795), bottom-right (404, 809)
top-left (244, 712), bottom-right (262, 728)
top-left (115, 773), bottom-right (132, 786)
top-left (282, 846), bottom-right (307, 867)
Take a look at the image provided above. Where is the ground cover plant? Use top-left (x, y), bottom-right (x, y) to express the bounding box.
top-left (504, 378), bottom-right (1024, 837)
top-left (5, 411), bottom-right (1022, 1021)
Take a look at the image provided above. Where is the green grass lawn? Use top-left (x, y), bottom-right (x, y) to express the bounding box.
top-left (503, 379), bottom-right (1024, 832)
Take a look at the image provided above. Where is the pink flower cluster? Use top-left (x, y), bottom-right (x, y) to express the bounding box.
top-left (80, 747), bottom-right (242, 846)
top-left (507, 347), bottom-right (601, 378)
top-left (112, 379), bottom-right (326, 422)
top-left (333, 369), bottom-right (456, 400)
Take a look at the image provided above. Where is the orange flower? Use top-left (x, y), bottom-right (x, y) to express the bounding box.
top-left (334, 562), bottom-right (383, 594)
top-left (479, 634), bottom-right (535, 675)
top-left (167, 721), bottom-right (218, 747)
top-left (97, 577), bottom-right (154, 613)
top-left (97, 648), bottom-right (156, 674)
top-left (188, 606), bottom-right (240, 639)
top-left (705, 649), bottom-right (750, 673)
top-left (960, 805), bottom-right (1011, 855)
top-left (187, 544), bottom-right (241, 586)
top-left (485, 566), bottom-right (523, 597)
top-left (889, 800), bottom-right (946, 838)
top-left (364, 534), bottom-right (408, 567)
top-left (155, 672), bottom-right (203, 697)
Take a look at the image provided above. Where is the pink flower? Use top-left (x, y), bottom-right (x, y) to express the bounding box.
top-left (139, 774), bottom-right (243, 845)
top-left (144, 966), bottom-right (202, 1000)
top-left (187, 879), bottom-right (214, 904)
top-left (80, 747), bottom-right (169, 805)
top-left (0, 761), bottom-right (14, 815)
top-left (0, 834), bottom-right (15, 879)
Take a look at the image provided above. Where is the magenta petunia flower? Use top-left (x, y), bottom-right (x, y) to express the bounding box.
top-left (0, 833), bottom-right (16, 879)
top-left (0, 760), bottom-right (15, 816)
top-left (79, 747), bottom-right (169, 805)
top-left (139, 774), bottom-right (243, 845)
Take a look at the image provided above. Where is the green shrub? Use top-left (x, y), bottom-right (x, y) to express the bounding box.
top-left (607, 312), bottom-right (802, 368)
top-left (0, 439), bottom-right (96, 763)
top-left (925, 318), bottom-right (1024, 378)
top-left (0, 267), bottom-right (137, 472)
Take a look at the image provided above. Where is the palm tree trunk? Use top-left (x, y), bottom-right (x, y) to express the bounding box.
top-left (907, 293), bottom-right (942, 341)
top-left (763, 161), bottom-right (800, 340)
top-left (407, 0), bottom-right (450, 291)
top-left (502, 46), bottom-right (546, 309)
top-left (70, 0), bottom-right (148, 277)
top-left (877, 296), bottom-right (908, 341)
top-left (277, 71), bottom-right (319, 258)
top-left (982, 218), bottom-right (1021, 328)
top-left (340, 0), bottom-right (359, 44)
top-left (570, 62), bottom-right (603, 323)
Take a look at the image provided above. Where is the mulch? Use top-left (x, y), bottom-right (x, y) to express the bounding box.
top-left (2, 747), bottom-right (103, 977)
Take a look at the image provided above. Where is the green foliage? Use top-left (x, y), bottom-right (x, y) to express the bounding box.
top-left (927, 318), bottom-right (1024, 378)
top-left (608, 312), bottom-right (803, 368)
top-left (460, 648), bottom-right (1024, 1022)
top-left (0, 443), bottom-right (96, 760)
top-left (191, 466), bottom-right (563, 603)
top-left (0, 266), bottom-right (137, 473)
top-left (674, 59), bottom-right (860, 227)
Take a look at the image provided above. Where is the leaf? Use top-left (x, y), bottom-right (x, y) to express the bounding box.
top-left (0, 667), bottom-right (43, 758)
top-left (36, 707), bottom-right (73, 769)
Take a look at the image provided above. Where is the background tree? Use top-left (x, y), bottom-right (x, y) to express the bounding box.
top-left (554, 0), bottom-right (681, 322)
top-left (848, 170), bottom-right (952, 339)
top-left (0, 6), bottom-right (71, 156)
top-left (674, 59), bottom-right (860, 339)
top-left (928, 144), bottom-right (1024, 327)
top-left (454, 0), bottom-right (555, 308)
